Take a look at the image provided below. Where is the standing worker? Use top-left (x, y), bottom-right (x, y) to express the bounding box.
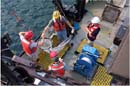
top-left (85, 17), bottom-right (101, 46)
top-left (19, 30), bottom-right (45, 62)
top-left (42, 10), bottom-right (75, 43)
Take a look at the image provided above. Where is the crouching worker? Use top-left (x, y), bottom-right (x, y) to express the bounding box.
top-left (85, 17), bottom-right (101, 46)
top-left (48, 51), bottom-right (65, 77)
top-left (19, 30), bottom-right (45, 62)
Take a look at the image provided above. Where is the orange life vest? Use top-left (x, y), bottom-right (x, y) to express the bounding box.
top-left (88, 23), bottom-right (100, 33)
top-left (50, 62), bottom-right (65, 76)
top-left (21, 40), bottom-right (37, 56)
top-left (87, 23), bottom-right (100, 39)
top-left (53, 17), bottom-right (66, 32)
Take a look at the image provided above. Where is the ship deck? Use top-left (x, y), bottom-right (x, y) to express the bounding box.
top-left (21, 1), bottom-right (129, 85)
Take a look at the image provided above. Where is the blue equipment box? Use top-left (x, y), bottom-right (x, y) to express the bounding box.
top-left (79, 54), bottom-right (96, 66)
top-left (74, 53), bottom-right (98, 79)
top-left (82, 44), bottom-right (100, 57)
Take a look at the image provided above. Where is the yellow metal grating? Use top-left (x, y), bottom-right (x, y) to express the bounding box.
top-left (91, 66), bottom-right (113, 86)
top-left (76, 39), bottom-right (109, 64)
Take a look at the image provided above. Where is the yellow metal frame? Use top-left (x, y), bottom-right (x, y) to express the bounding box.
top-left (51, 35), bottom-right (71, 58)
top-left (91, 65), bottom-right (113, 86)
top-left (38, 49), bottom-right (52, 70)
top-left (76, 39), bottom-right (109, 64)
top-left (37, 35), bottom-right (71, 70)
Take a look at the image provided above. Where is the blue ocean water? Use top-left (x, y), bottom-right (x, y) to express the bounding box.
top-left (1, 0), bottom-right (75, 55)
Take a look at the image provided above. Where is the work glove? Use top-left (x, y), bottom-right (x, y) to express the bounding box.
top-left (71, 28), bottom-right (75, 34)
top-left (59, 58), bottom-right (63, 62)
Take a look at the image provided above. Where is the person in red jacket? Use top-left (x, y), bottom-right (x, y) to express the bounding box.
top-left (48, 55), bottom-right (65, 77)
top-left (19, 30), bottom-right (45, 61)
top-left (85, 17), bottom-right (101, 46)
top-left (42, 10), bottom-right (75, 43)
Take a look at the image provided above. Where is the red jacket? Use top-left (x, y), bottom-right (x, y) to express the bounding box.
top-left (53, 17), bottom-right (66, 32)
top-left (87, 23), bottom-right (100, 41)
top-left (88, 23), bottom-right (100, 33)
top-left (50, 61), bottom-right (65, 77)
top-left (21, 40), bottom-right (37, 56)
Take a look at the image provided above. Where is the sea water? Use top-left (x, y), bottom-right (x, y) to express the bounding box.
top-left (1, 0), bottom-right (75, 55)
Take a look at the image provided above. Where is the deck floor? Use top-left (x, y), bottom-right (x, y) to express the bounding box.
top-left (63, 1), bottom-right (129, 83)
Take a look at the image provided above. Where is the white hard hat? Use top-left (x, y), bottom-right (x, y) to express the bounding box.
top-left (91, 17), bottom-right (100, 23)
